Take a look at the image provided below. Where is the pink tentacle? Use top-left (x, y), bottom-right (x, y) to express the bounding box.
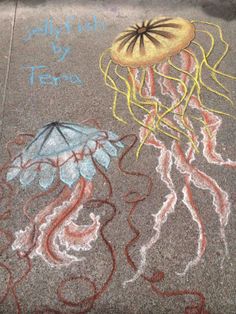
top-left (12, 178), bottom-right (98, 267)
top-left (173, 141), bottom-right (230, 259)
top-left (122, 67), bottom-right (178, 284)
top-left (179, 50), bottom-right (236, 168)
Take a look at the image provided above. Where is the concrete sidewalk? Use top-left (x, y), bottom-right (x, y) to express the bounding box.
top-left (0, 1), bottom-right (235, 313)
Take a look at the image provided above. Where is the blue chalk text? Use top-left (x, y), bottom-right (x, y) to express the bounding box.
top-left (23, 16), bottom-right (106, 42)
top-left (52, 42), bottom-right (70, 61)
top-left (23, 65), bottom-right (83, 87)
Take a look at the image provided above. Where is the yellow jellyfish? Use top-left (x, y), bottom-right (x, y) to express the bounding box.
top-left (99, 17), bottom-right (236, 159)
top-left (99, 16), bottom-right (236, 283)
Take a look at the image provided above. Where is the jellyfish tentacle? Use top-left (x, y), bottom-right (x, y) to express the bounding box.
top-left (100, 50), bottom-right (152, 124)
top-left (195, 29), bottom-right (229, 93)
top-left (192, 40), bottom-right (235, 107)
top-left (90, 155), bottom-right (113, 200)
top-left (159, 51), bottom-right (209, 275)
top-left (12, 184), bottom-right (71, 257)
top-left (99, 49), bottom-right (127, 124)
top-left (136, 66), bottom-right (175, 113)
top-left (133, 67), bottom-right (163, 111)
top-left (104, 67), bottom-right (150, 115)
top-left (25, 178), bottom-right (94, 266)
top-left (135, 67), bottom-right (160, 158)
top-left (5, 133), bottom-right (34, 161)
top-left (168, 56), bottom-right (197, 131)
top-left (191, 94), bottom-right (236, 167)
top-left (130, 67), bottom-right (182, 158)
top-left (105, 60), bottom-right (127, 124)
top-left (154, 64), bottom-right (200, 153)
top-left (198, 28), bottom-right (236, 85)
top-left (173, 141), bottom-right (230, 261)
top-left (57, 276), bottom-right (97, 311)
top-left (154, 66), bottom-right (188, 126)
top-left (136, 67), bottom-right (159, 158)
top-left (128, 67), bottom-right (185, 144)
top-left (99, 50), bottom-right (134, 106)
top-left (124, 142), bottom-right (177, 285)
top-left (176, 176), bottom-right (207, 276)
top-left (57, 199), bottom-right (117, 312)
top-left (176, 50), bottom-right (236, 167)
top-left (177, 50), bottom-right (230, 270)
top-left (100, 50), bottom-right (153, 124)
top-left (0, 262), bottom-right (12, 305)
top-left (124, 93), bottom-right (179, 284)
top-left (155, 63), bottom-right (199, 153)
top-left (192, 20), bottom-right (233, 92)
top-left (58, 213), bottom-right (100, 252)
top-left (0, 175), bottom-right (14, 220)
top-left (35, 179), bottom-right (90, 265)
top-left (116, 66), bottom-right (156, 132)
top-left (128, 67), bottom-right (158, 158)
top-left (130, 66), bottom-right (186, 138)
top-left (180, 49), bottom-right (236, 121)
top-left (22, 176), bottom-right (60, 224)
top-left (193, 34), bottom-right (236, 81)
top-left (120, 133), bottom-right (207, 313)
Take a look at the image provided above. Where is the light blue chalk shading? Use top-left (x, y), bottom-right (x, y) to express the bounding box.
top-left (102, 141), bottom-right (117, 157)
top-left (85, 140), bottom-right (97, 153)
top-left (6, 122), bottom-right (124, 189)
top-left (107, 131), bottom-right (124, 148)
top-left (79, 157), bottom-right (96, 181)
top-left (93, 148), bottom-right (110, 169)
top-left (39, 163), bottom-right (56, 190)
top-left (20, 165), bottom-right (37, 186)
top-left (7, 158), bottom-right (21, 181)
top-left (60, 159), bottom-right (80, 187)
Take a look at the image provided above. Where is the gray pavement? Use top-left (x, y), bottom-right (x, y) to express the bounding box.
top-left (0, 1), bottom-right (235, 313)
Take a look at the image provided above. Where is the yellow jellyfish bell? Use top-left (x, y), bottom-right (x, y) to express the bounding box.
top-left (100, 17), bottom-right (236, 158)
top-left (110, 17), bottom-right (195, 68)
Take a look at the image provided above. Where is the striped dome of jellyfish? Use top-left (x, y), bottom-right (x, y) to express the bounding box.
top-left (7, 121), bottom-right (123, 189)
top-left (100, 16), bottom-right (236, 286)
top-left (6, 121), bottom-right (124, 268)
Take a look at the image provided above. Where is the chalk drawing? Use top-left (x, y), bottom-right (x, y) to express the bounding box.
top-left (51, 42), bottom-right (71, 62)
top-left (100, 17), bottom-right (236, 314)
top-left (0, 120), bottom-right (155, 312)
top-left (0, 120), bottom-right (140, 313)
top-left (21, 16), bottom-right (106, 87)
top-left (6, 121), bottom-right (123, 266)
top-left (22, 65), bottom-right (83, 87)
top-left (23, 16), bottom-right (106, 43)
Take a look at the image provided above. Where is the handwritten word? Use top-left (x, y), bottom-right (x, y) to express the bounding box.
top-left (52, 42), bottom-right (70, 62)
top-left (23, 16), bottom-right (106, 42)
top-left (23, 65), bottom-right (83, 87)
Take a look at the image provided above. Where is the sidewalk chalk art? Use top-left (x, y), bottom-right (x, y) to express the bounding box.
top-left (0, 121), bottom-right (147, 312)
top-left (100, 16), bottom-right (236, 314)
top-left (21, 16), bottom-right (106, 87)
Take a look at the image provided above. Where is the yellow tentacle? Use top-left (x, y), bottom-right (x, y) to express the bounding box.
top-left (192, 40), bottom-right (234, 106)
top-left (191, 20), bottom-right (235, 85)
top-left (184, 49), bottom-right (236, 120)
